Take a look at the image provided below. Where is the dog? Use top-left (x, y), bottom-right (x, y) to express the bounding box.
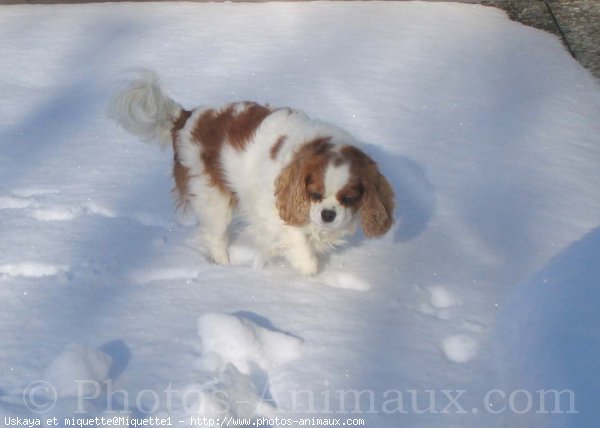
top-left (109, 71), bottom-right (394, 275)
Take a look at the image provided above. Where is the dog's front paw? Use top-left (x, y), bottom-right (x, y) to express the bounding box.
top-left (209, 248), bottom-right (230, 266)
top-left (292, 254), bottom-right (319, 276)
top-left (252, 254), bottom-right (267, 271)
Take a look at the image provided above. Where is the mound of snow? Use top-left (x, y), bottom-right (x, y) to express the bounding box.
top-left (43, 344), bottom-right (112, 398)
top-left (180, 364), bottom-right (276, 423)
top-left (429, 286), bottom-right (456, 309)
top-left (166, 313), bottom-right (300, 424)
top-left (198, 313), bottom-right (302, 374)
top-left (316, 271), bottom-right (371, 291)
top-left (441, 335), bottom-right (478, 363)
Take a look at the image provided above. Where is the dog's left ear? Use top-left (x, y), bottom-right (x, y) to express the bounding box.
top-left (360, 162), bottom-right (395, 238)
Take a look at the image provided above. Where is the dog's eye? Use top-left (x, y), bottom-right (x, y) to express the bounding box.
top-left (340, 194), bottom-right (361, 205)
top-left (309, 192), bottom-right (322, 201)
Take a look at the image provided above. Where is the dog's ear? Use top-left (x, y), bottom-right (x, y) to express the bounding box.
top-left (275, 159), bottom-right (311, 226)
top-left (275, 137), bottom-right (333, 226)
top-left (360, 162), bottom-right (395, 238)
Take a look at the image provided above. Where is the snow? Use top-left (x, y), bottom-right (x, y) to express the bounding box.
top-left (1, 1), bottom-right (599, 427)
top-left (197, 312), bottom-right (303, 374)
top-left (43, 344), bottom-right (112, 399)
top-left (428, 286), bottom-right (456, 309)
top-left (493, 227), bottom-right (600, 427)
top-left (172, 313), bottom-right (303, 423)
top-left (441, 335), bottom-right (478, 364)
top-left (0, 263), bottom-right (68, 279)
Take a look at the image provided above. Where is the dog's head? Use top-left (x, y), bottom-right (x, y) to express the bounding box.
top-left (275, 138), bottom-right (394, 237)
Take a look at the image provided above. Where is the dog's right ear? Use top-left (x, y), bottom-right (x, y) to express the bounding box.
top-left (275, 137), bottom-right (334, 226)
top-left (275, 159), bottom-right (311, 226)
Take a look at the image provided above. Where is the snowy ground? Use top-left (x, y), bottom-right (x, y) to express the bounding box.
top-left (1, 2), bottom-right (599, 427)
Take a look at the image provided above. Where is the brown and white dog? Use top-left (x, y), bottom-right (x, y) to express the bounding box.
top-left (110, 71), bottom-right (394, 275)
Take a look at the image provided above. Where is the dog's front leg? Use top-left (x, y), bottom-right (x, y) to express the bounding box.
top-left (283, 227), bottom-right (318, 275)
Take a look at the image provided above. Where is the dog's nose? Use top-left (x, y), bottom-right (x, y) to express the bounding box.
top-left (321, 209), bottom-right (336, 223)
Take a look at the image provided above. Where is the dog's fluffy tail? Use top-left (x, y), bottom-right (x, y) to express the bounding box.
top-left (109, 70), bottom-right (183, 148)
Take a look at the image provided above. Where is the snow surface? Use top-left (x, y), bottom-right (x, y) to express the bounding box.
top-left (441, 335), bottom-right (478, 364)
top-left (43, 344), bottom-right (113, 399)
top-left (1, 1), bottom-right (599, 427)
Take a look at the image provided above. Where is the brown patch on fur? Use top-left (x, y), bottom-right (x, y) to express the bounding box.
top-left (333, 155), bottom-right (346, 167)
top-left (229, 103), bottom-right (273, 149)
top-left (336, 180), bottom-right (364, 210)
top-left (190, 102), bottom-right (272, 194)
top-left (171, 109), bottom-right (193, 210)
top-left (173, 155), bottom-right (192, 210)
top-left (303, 139), bottom-right (333, 200)
top-left (270, 135), bottom-right (286, 160)
top-left (340, 146), bottom-right (395, 237)
top-left (275, 137), bottom-right (333, 225)
top-left (172, 109), bottom-right (192, 138)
